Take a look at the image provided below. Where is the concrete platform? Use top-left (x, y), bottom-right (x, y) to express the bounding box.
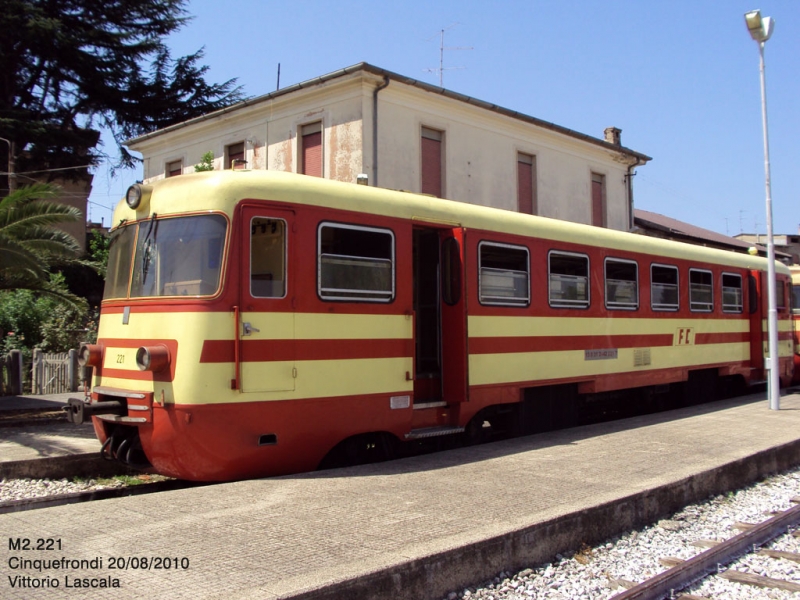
top-left (2, 392), bottom-right (800, 600)
top-left (0, 393), bottom-right (114, 479)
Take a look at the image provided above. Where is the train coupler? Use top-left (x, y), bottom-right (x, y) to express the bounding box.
top-left (65, 398), bottom-right (125, 424)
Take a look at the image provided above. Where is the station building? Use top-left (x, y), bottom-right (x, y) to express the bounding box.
top-left (125, 63), bottom-right (651, 232)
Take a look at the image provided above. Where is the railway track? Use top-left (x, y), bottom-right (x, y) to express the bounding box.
top-left (441, 465), bottom-right (800, 600)
top-left (611, 497), bottom-right (800, 599)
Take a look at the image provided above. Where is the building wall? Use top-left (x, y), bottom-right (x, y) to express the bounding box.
top-left (374, 81), bottom-right (632, 229)
top-left (130, 69), bottom-right (640, 232)
top-left (53, 177), bottom-right (91, 251)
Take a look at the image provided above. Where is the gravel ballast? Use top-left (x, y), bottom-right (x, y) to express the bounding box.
top-left (444, 467), bottom-right (800, 600)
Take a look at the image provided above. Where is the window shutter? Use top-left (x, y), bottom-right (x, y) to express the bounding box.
top-left (421, 128), bottom-right (442, 197)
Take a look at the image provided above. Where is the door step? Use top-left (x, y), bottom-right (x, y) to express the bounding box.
top-left (404, 426), bottom-right (465, 440)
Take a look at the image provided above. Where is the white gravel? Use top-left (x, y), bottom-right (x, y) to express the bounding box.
top-left (445, 466), bottom-right (800, 600)
top-left (0, 477), bottom-right (128, 501)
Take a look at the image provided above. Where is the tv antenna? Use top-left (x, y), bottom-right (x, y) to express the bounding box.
top-left (424, 24), bottom-right (472, 87)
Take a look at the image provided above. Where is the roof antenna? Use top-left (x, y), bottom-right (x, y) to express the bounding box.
top-left (276, 63), bottom-right (281, 91)
top-left (424, 24), bottom-right (472, 87)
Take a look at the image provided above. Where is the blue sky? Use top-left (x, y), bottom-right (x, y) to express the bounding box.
top-left (88, 0), bottom-right (799, 238)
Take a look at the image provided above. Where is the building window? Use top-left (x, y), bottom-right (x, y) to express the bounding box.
top-left (318, 222), bottom-right (394, 302)
top-left (605, 258), bottom-right (638, 310)
top-left (250, 218), bottom-right (286, 298)
top-left (721, 273), bottom-right (743, 313)
top-left (478, 242), bottom-right (529, 307)
top-left (166, 160), bottom-right (182, 177)
top-left (549, 251), bottom-right (590, 309)
top-left (591, 172), bottom-right (605, 227)
top-left (301, 122), bottom-right (322, 177)
top-left (651, 264), bottom-right (679, 311)
top-left (226, 142), bottom-right (246, 170)
top-left (517, 153), bottom-right (537, 214)
top-left (421, 127), bottom-right (443, 197)
top-left (689, 268), bottom-right (713, 312)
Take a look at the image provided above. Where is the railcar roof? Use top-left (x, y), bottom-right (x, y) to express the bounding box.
top-left (114, 170), bottom-right (787, 274)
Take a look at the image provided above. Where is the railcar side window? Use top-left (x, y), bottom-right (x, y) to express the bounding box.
top-left (777, 280), bottom-right (786, 311)
top-left (478, 242), bottom-right (529, 306)
top-left (689, 269), bottom-right (713, 312)
top-left (721, 273), bottom-right (743, 313)
top-left (605, 258), bottom-right (638, 310)
top-left (651, 264), bottom-right (679, 311)
top-left (793, 283), bottom-right (800, 314)
top-left (103, 225), bottom-right (136, 299)
top-left (549, 251), bottom-right (589, 309)
top-left (318, 223), bottom-right (394, 302)
top-left (250, 218), bottom-right (286, 298)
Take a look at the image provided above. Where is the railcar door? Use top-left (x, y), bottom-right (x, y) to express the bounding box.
top-left (748, 270), bottom-right (764, 377)
top-left (237, 205), bottom-right (296, 393)
top-left (412, 227), bottom-right (468, 404)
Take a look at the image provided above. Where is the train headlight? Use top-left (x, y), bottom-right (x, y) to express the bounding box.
top-left (78, 344), bottom-right (103, 368)
top-left (136, 345), bottom-right (170, 373)
top-left (125, 184), bottom-right (153, 210)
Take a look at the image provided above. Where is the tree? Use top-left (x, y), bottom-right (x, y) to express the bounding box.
top-left (0, 183), bottom-right (84, 305)
top-left (0, 1), bottom-right (243, 191)
top-left (194, 151), bottom-right (215, 172)
top-left (0, 273), bottom-right (95, 361)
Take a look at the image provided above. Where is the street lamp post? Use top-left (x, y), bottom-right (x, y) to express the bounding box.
top-left (744, 9), bottom-right (780, 411)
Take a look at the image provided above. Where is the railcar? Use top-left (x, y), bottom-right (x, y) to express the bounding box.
top-left (792, 266), bottom-right (800, 385)
top-left (67, 171), bottom-right (794, 481)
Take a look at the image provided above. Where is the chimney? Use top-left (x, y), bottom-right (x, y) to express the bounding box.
top-left (604, 127), bottom-right (622, 146)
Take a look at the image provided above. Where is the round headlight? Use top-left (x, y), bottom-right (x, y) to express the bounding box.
top-left (136, 345), bottom-right (170, 373)
top-left (78, 344), bottom-right (103, 368)
top-left (126, 185), bottom-right (143, 209)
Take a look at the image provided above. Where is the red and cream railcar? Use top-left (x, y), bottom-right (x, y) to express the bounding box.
top-left (791, 266), bottom-right (800, 384)
top-left (68, 171), bottom-right (794, 481)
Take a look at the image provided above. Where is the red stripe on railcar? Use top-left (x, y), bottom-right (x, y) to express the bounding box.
top-left (199, 338), bottom-right (413, 363)
top-left (469, 334), bottom-right (670, 354)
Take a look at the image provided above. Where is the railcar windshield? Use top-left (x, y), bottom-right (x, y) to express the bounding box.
top-left (103, 214), bottom-right (227, 299)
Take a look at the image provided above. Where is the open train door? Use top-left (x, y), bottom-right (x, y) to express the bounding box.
top-left (439, 228), bottom-right (469, 404)
top-left (412, 226), bottom-right (468, 405)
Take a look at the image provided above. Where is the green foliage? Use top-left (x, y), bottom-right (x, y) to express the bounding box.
top-left (0, 183), bottom-right (84, 306)
top-left (0, 273), bottom-right (95, 360)
top-left (194, 151), bottom-right (215, 172)
top-left (88, 230), bottom-right (110, 277)
top-left (0, 0), bottom-right (243, 182)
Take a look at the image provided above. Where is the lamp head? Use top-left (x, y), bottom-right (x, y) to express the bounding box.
top-left (745, 10), bottom-right (774, 43)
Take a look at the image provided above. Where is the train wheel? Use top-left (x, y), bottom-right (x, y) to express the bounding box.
top-left (464, 413), bottom-right (492, 446)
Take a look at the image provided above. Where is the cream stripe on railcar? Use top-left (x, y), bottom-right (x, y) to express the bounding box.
top-left (96, 311), bottom-right (414, 405)
top-left (97, 357), bottom-right (413, 406)
top-left (470, 343), bottom-right (751, 387)
top-left (468, 315), bottom-right (751, 387)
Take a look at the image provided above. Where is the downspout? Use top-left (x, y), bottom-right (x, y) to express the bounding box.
top-left (626, 157), bottom-right (643, 231)
top-left (372, 76), bottom-right (390, 186)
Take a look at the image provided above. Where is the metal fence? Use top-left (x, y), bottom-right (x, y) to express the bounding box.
top-left (31, 349), bottom-right (79, 395)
